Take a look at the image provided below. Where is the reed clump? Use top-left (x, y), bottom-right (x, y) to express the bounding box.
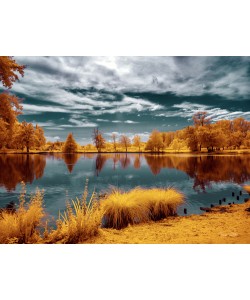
top-left (243, 185), bottom-right (250, 194)
top-left (101, 188), bottom-right (150, 229)
top-left (101, 187), bottom-right (184, 230)
top-left (144, 188), bottom-right (184, 221)
top-left (46, 180), bottom-right (102, 243)
top-left (0, 182), bottom-right (45, 244)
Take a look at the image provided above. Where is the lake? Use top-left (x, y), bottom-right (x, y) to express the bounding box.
top-left (0, 153), bottom-right (249, 220)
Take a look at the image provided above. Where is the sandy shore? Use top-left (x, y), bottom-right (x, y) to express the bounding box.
top-left (88, 200), bottom-right (250, 244)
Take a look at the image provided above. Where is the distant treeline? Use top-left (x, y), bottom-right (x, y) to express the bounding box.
top-left (61, 112), bottom-right (250, 153)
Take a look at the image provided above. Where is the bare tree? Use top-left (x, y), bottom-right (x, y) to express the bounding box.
top-left (119, 135), bottom-right (131, 152)
top-left (92, 128), bottom-right (105, 152)
top-left (112, 133), bottom-right (117, 152)
top-left (133, 135), bottom-right (142, 152)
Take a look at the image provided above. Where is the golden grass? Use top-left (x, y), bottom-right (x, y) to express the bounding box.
top-left (0, 182), bottom-right (184, 242)
top-left (101, 187), bottom-right (184, 229)
top-left (45, 180), bottom-right (102, 243)
top-left (101, 188), bottom-right (150, 229)
top-left (0, 183), bottom-right (45, 244)
top-left (243, 185), bottom-right (250, 194)
top-left (145, 188), bottom-right (184, 221)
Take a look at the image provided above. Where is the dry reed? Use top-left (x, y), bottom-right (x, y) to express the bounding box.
top-left (46, 180), bottom-right (102, 243)
top-left (0, 182), bottom-right (45, 244)
top-left (101, 187), bottom-right (184, 229)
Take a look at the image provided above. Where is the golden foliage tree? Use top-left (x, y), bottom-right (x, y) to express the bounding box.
top-left (63, 133), bottom-right (78, 153)
top-left (0, 56), bottom-right (25, 89)
top-left (133, 135), bottom-right (142, 151)
top-left (145, 130), bottom-right (164, 152)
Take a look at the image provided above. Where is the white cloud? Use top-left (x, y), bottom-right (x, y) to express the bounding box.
top-left (13, 56), bottom-right (250, 103)
top-left (124, 120), bottom-right (139, 124)
top-left (157, 101), bottom-right (250, 122)
top-left (60, 118), bottom-right (98, 128)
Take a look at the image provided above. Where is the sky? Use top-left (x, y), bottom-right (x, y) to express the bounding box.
top-left (1, 56), bottom-right (250, 144)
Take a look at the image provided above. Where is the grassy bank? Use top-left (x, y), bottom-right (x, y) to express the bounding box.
top-left (89, 200), bottom-right (250, 244)
top-left (0, 184), bottom-right (184, 244)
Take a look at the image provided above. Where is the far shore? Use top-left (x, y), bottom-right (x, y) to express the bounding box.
top-left (1, 149), bottom-right (250, 155)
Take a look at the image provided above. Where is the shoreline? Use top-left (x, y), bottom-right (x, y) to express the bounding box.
top-left (87, 200), bottom-right (250, 244)
top-left (1, 150), bottom-right (250, 155)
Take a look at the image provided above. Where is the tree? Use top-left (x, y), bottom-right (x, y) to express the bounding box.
top-left (0, 119), bottom-right (8, 149)
top-left (170, 138), bottom-right (186, 152)
top-left (119, 135), bottom-right (131, 152)
top-left (145, 130), bottom-right (164, 152)
top-left (184, 126), bottom-right (198, 151)
top-left (192, 111), bottom-right (211, 127)
top-left (63, 133), bottom-right (78, 153)
top-left (34, 125), bottom-right (46, 149)
top-left (133, 135), bottom-right (142, 151)
top-left (0, 93), bottom-right (22, 126)
top-left (112, 133), bottom-right (117, 152)
top-left (92, 128), bottom-right (105, 152)
top-left (0, 56), bottom-right (25, 89)
top-left (162, 132), bottom-right (174, 148)
top-left (19, 121), bottom-right (35, 153)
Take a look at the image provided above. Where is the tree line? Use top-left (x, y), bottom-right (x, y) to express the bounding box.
top-left (64, 110), bottom-right (250, 153)
top-left (0, 57), bottom-right (46, 152)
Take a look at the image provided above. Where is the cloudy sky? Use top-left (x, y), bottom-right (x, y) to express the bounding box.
top-left (1, 56), bottom-right (250, 143)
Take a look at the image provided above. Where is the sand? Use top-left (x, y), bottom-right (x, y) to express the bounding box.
top-left (88, 200), bottom-right (250, 244)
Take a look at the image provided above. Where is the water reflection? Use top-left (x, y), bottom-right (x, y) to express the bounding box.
top-left (0, 153), bottom-right (250, 192)
top-left (0, 154), bottom-right (46, 191)
top-left (145, 154), bottom-right (250, 191)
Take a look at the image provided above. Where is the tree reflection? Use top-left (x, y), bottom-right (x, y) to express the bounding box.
top-left (95, 154), bottom-right (107, 176)
top-left (119, 154), bottom-right (131, 169)
top-left (0, 154), bottom-right (46, 191)
top-left (62, 154), bottom-right (81, 173)
top-left (144, 154), bottom-right (250, 191)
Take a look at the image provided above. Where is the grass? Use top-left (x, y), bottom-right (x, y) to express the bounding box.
top-left (101, 187), bottom-right (184, 229)
top-left (144, 188), bottom-right (184, 221)
top-left (0, 182), bottom-right (45, 244)
top-left (243, 185), bottom-right (250, 194)
top-left (101, 188), bottom-right (150, 229)
top-left (0, 182), bottom-right (184, 242)
top-left (45, 180), bottom-right (102, 243)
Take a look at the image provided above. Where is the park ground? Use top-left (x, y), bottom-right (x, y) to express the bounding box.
top-left (88, 201), bottom-right (250, 244)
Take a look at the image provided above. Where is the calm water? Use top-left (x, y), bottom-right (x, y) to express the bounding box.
top-left (0, 153), bottom-right (250, 219)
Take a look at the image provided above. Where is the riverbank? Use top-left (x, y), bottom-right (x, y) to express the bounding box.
top-left (1, 149), bottom-right (250, 155)
top-left (87, 200), bottom-right (250, 244)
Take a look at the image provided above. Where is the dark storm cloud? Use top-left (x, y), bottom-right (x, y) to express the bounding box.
top-left (4, 56), bottom-right (249, 143)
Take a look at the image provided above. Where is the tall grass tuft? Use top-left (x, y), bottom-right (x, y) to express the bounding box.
top-left (46, 180), bottom-right (102, 243)
top-left (101, 188), bottom-right (150, 229)
top-left (0, 182), bottom-right (45, 244)
top-left (243, 185), bottom-right (250, 195)
top-left (143, 188), bottom-right (184, 221)
top-left (101, 187), bottom-right (184, 229)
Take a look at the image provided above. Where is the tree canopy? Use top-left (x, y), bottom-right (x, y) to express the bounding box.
top-left (0, 56), bottom-right (25, 89)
